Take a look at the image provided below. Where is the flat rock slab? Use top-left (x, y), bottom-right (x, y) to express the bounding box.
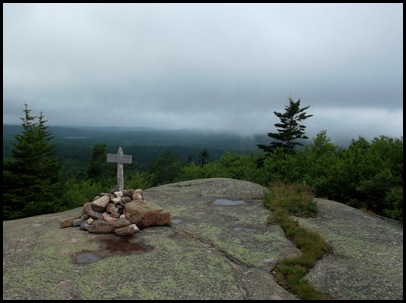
top-left (3, 178), bottom-right (403, 300)
top-left (297, 198), bottom-right (403, 300)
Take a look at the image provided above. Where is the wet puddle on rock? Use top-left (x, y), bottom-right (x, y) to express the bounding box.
top-left (74, 251), bottom-right (101, 264)
top-left (212, 199), bottom-right (246, 206)
top-left (72, 234), bottom-right (153, 264)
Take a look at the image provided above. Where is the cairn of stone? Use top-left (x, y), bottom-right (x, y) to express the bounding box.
top-left (60, 188), bottom-right (171, 236)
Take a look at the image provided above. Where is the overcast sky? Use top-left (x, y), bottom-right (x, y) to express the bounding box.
top-left (3, 3), bottom-right (403, 140)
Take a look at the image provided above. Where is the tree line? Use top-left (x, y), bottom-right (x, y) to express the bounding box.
top-left (3, 99), bottom-right (403, 223)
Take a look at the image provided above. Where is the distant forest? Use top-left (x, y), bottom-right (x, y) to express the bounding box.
top-left (3, 124), bottom-right (269, 176)
top-left (3, 124), bottom-right (402, 223)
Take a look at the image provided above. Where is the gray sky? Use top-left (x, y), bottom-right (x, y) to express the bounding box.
top-left (3, 3), bottom-right (403, 140)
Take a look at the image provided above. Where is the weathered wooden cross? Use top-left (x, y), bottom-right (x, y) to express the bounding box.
top-left (107, 147), bottom-right (132, 192)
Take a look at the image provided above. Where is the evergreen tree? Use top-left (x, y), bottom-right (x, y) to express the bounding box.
top-left (257, 97), bottom-right (313, 153)
top-left (3, 103), bottom-right (62, 219)
top-left (149, 150), bottom-right (183, 186)
top-left (86, 143), bottom-right (111, 182)
top-left (198, 148), bottom-right (210, 167)
top-left (187, 155), bottom-right (194, 164)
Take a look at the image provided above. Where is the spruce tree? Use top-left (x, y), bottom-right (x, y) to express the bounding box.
top-left (257, 97), bottom-right (313, 154)
top-left (149, 150), bottom-right (182, 186)
top-left (3, 103), bottom-right (62, 219)
top-left (198, 148), bottom-right (210, 167)
top-left (86, 143), bottom-right (110, 182)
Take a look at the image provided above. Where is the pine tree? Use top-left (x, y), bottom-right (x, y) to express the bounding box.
top-left (257, 97), bottom-right (313, 154)
top-left (149, 150), bottom-right (183, 186)
top-left (198, 148), bottom-right (210, 167)
top-left (86, 143), bottom-right (111, 182)
top-left (3, 103), bottom-right (62, 219)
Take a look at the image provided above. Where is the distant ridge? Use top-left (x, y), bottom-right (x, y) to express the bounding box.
top-left (3, 124), bottom-right (268, 170)
top-left (3, 124), bottom-right (353, 154)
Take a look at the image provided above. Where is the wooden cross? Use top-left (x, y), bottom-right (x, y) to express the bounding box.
top-left (107, 147), bottom-right (132, 192)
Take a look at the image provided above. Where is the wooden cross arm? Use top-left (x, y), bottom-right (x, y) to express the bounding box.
top-left (106, 154), bottom-right (132, 164)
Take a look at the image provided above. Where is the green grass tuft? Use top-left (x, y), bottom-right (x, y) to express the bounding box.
top-left (264, 181), bottom-right (328, 300)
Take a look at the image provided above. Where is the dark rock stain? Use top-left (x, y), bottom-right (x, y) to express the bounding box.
top-left (72, 234), bottom-right (153, 264)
